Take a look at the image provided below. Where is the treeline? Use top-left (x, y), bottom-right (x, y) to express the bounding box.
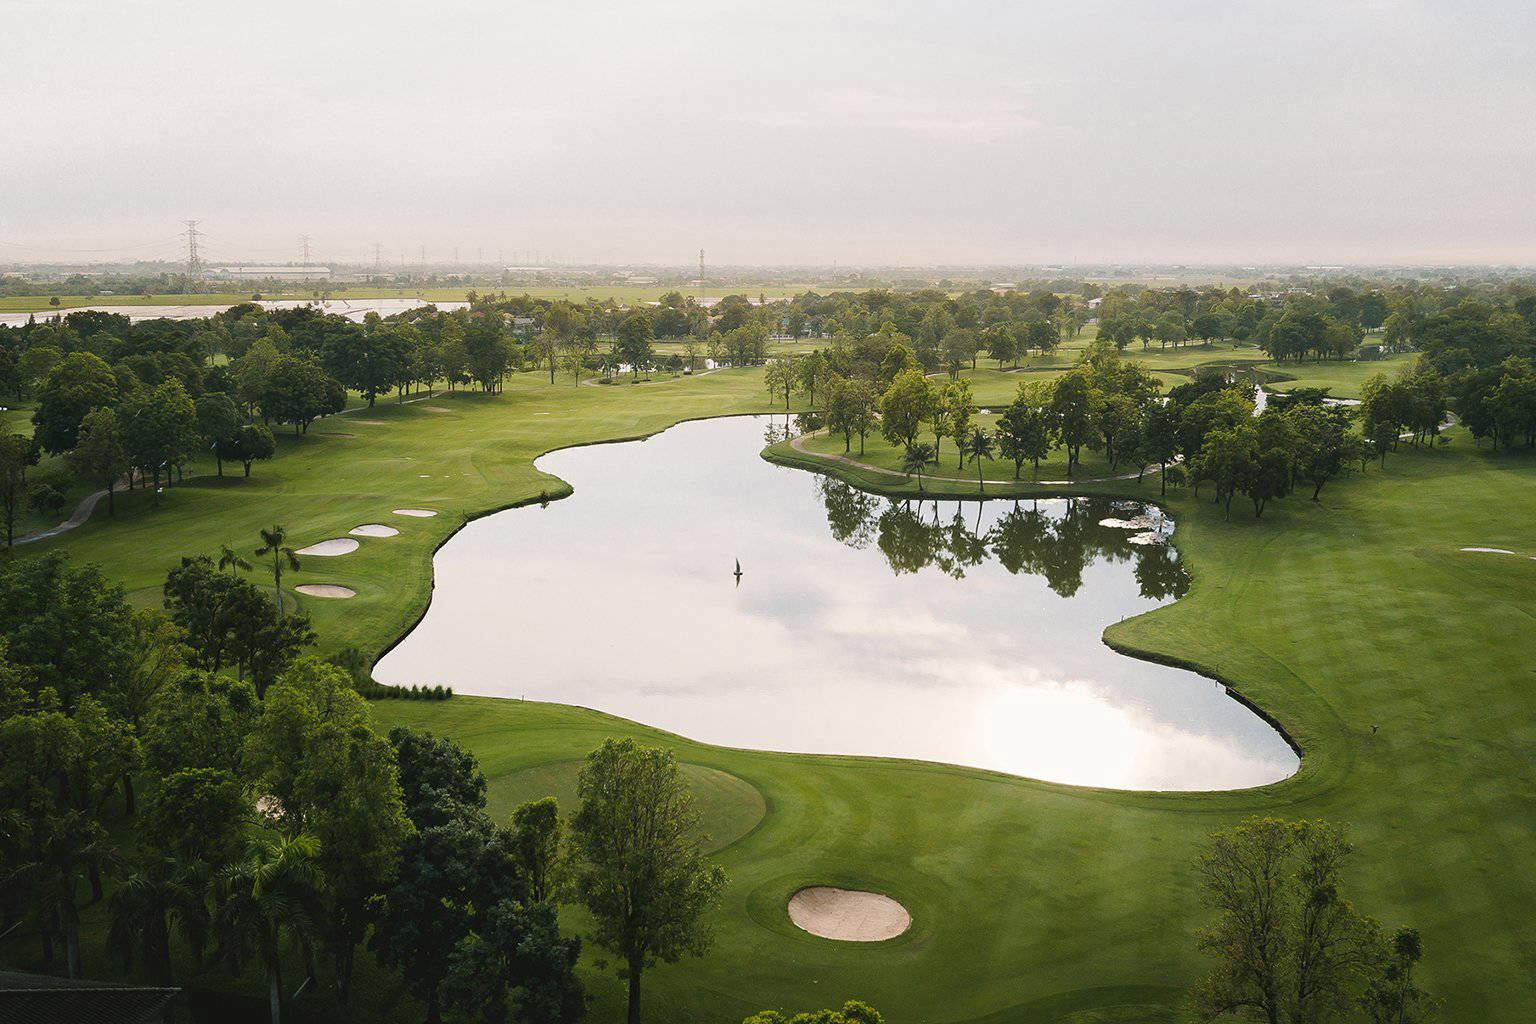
top-left (800, 333), bottom-right (1377, 517)
top-left (0, 547), bottom-right (728, 1024)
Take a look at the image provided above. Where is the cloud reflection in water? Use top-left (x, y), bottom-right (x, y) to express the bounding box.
top-left (374, 416), bottom-right (1298, 790)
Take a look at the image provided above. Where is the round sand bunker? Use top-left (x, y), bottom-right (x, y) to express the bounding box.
top-left (296, 538), bottom-right (359, 556)
top-left (350, 524), bottom-right (400, 538)
top-left (393, 508), bottom-right (438, 518)
top-left (295, 584), bottom-right (356, 599)
top-left (788, 886), bottom-right (911, 942)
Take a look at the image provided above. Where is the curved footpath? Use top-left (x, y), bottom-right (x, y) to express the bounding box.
top-left (788, 430), bottom-right (1149, 486)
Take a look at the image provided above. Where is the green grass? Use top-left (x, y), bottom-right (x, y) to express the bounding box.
top-left (6, 362), bottom-right (1536, 1022)
top-left (1258, 352), bottom-right (1418, 399)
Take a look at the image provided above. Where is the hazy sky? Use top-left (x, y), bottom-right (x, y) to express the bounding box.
top-left (3, 0), bottom-right (1534, 266)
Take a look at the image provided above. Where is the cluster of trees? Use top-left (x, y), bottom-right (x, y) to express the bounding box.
top-left (0, 549), bottom-right (727, 1024)
top-left (1193, 817), bottom-right (1437, 1024)
top-left (818, 480), bottom-right (1188, 601)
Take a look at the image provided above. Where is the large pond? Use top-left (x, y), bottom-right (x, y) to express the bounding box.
top-left (374, 415), bottom-right (1298, 790)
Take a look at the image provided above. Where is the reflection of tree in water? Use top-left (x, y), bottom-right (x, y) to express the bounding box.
top-left (876, 501), bottom-right (938, 576)
top-left (818, 482), bottom-right (1189, 600)
top-left (1132, 543), bottom-right (1187, 601)
top-left (763, 412), bottom-right (823, 446)
top-left (817, 478), bottom-right (879, 550)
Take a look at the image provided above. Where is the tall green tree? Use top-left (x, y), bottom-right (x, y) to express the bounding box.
top-left (254, 525), bottom-right (300, 618)
top-left (221, 422), bottom-right (276, 479)
top-left (944, 378), bottom-right (976, 468)
top-left (903, 442), bottom-right (935, 492)
top-left (963, 427), bottom-right (994, 493)
top-left (119, 377), bottom-right (199, 488)
top-left (108, 860), bottom-right (207, 1020)
top-left (245, 657), bottom-right (412, 1005)
top-left (616, 313), bottom-right (655, 382)
top-left (0, 432), bottom-right (38, 546)
top-left (66, 407), bottom-right (129, 514)
top-left (194, 392), bottom-right (242, 477)
top-left (879, 368), bottom-right (929, 450)
top-left (1193, 817), bottom-right (1386, 1024)
top-left (32, 351), bottom-right (119, 454)
top-left (572, 738), bottom-right (727, 1024)
top-left (1050, 369), bottom-right (1100, 476)
top-left (213, 833), bottom-right (326, 1024)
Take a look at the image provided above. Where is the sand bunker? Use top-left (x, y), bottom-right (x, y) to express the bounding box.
top-left (295, 584), bottom-right (356, 599)
top-left (393, 509), bottom-right (439, 518)
top-left (296, 538), bottom-right (359, 556)
top-left (350, 524), bottom-right (400, 538)
top-left (788, 887), bottom-right (911, 942)
top-left (1461, 547), bottom-right (1515, 554)
top-left (423, 406), bottom-right (453, 413)
top-left (351, 419), bottom-right (387, 426)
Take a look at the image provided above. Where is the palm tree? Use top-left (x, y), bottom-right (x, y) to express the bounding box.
top-left (964, 427), bottom-right (994, 494)
top-left (11, 811), bottom-right (121, 979)
top-left (108, 859), bottom-right (207, 1024)
top-left (254, 526), bottom-right (300, 618)
top-left (903, 442), bottom-right (935, 493)
top-left (214, 834), bottom-right (325, 1024)
top-left (219, 544), bottom-right (253, 574)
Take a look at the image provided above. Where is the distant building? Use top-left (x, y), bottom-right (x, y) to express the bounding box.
top-left (989, 282), bottom-right (1018, 293)
top-left (209, 265), bottom-right (331, 281)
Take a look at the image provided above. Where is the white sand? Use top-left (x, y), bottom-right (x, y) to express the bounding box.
top-left (393, 508), bottom-right (438, 517)
top-left (295, 584), bottom-right (356, 599)
top-left (787, 886), bottom-right (911, 942)
top-left (350, 524), bottom-right (400, 538)
top-left (1460, 547), bottom-right (1515, 554)
top-left (351, 419), bottom-right (387, 426)
top-left (296, 538), bottom-right (359, 556)
top-left (423, 406), bottom-right (453, 413)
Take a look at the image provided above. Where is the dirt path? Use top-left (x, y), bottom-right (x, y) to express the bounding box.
top-left (788, 431), bottom-right (1149, 487)
top-left (14, 486), bottom-right (112, 545)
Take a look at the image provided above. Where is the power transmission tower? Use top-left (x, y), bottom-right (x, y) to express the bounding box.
top-left (373, 242), bottom-right (382, 271)
top-left (419, 244), bottom-right (426, 265)
top-left (699, 248), bottom-right (705, 303)
top-left (182, 220), bottom-right (203, 277)
top-left (300, 234), bottom-right (312, 271)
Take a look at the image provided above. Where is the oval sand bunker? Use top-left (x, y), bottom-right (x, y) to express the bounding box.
top-left (295, 584), bottom-right (356, 599)
top-left (788, 886), bottom-right (910, 942)
top-left (351, 524), bottom-right (400, 538)
top-left (393, 509), bottom-right (439, 518)
top-left (296, 538), bottom-right (360, 556)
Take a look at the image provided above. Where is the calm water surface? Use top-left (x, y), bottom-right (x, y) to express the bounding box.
top-left (375, 415), bottom-right (1298, 790)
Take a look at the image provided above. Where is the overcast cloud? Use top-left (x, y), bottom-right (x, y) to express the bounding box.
top-left (3, 0), bottom-right (1534, 265)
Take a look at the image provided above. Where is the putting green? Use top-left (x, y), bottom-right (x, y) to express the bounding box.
top-left (489, 757), bottom-right (766, 855)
